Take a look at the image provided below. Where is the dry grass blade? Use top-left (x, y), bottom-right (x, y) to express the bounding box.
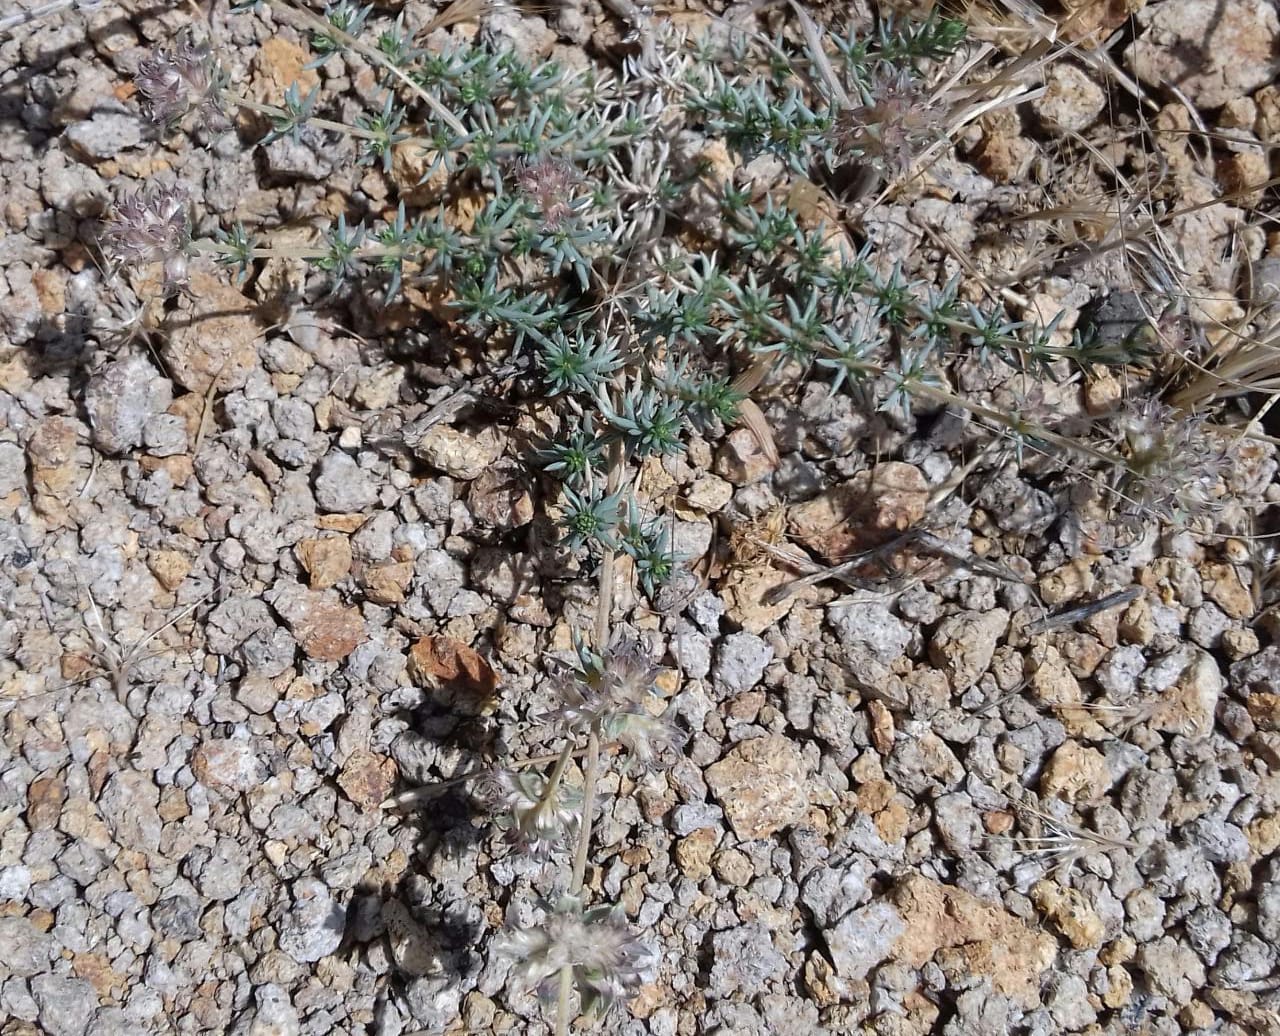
top-left (1017, 805), bottom-right (1140, 880)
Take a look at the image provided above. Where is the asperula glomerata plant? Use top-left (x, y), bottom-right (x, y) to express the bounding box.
top-left (89, 0), bottom-right (1241, 1028)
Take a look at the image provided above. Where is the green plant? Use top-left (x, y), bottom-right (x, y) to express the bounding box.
top-left (84, 0), bottom-right (1251, 1028)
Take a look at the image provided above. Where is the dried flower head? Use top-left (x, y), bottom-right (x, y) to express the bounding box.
top-left (133, 28), bottom-right (225, 132)
top-left (548, 643), bottom-right (684, 768)
top-left (490, 768), bottom-right (582, 857)
top-left (100, 182), bottom-right (192, 288)
top-left (834, 65), bottom-right (944, 176)
top-left (514, 154), bottom-right (585, 230)
top-left (1113, 398), bottom-right (1227, 521)
top-left (497, 894), bottom-right (654, 1019)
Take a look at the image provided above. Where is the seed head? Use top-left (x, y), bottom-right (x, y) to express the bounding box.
top-left (497, 894), bottom-right (654, 1019)
top-left (1114, 398), bottom-right (1227, 521)
top-left (133, 29), bottom-right (224, 132)
top-left (514, 154), bottom-right (585, 230)
top-left (548, 643), bottom-right (683, 768)
top-left (100, 182), bottom-right (192, 288)
top-left (835, 66), bottom-right (944, 176)
top-left (489, 768), bottom-right (582, 858)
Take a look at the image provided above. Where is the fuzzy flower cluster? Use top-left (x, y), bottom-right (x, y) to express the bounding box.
top-left (1114, 398), bottom-right (1228, 521)
top-left (548, 644), bottom-right (683, 768)
top-left (100, 181), bottom-right (192, 288)
top-left (488, 768), bottom-right (583, 858)
top-left (497, 895), bottom-right (654, 1019)
top-left (514, 154), bottom-right (586, 230)
top-left (133, 28), bottom-right (224, 132)
top-left (835, 65), bottom-right (944, 176)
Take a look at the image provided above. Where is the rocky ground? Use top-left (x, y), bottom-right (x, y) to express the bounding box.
top-left (2, 0), bottom-right (1280, 1034)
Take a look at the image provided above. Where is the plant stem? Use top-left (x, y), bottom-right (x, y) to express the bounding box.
top-left (555, 438), bottom-right (625, 1036)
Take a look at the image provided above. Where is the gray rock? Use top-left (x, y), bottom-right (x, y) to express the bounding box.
top-left (1044, 971), bottom-right (1096, 1030)
top-left (1135, 935), bottom-right (1205, 1006)
top-left (1210, 932), bottom-right (1275, 988)
top-left (142, 413), bottom-right (189, 457)
top-left (65, 112), bottom-right (142, 159)
top-left (671, 622), bottom-right (712, 680)
top-left (314, 451), bottom-right (377, 513)
top-left (151, 895), bottom-right (202, 942)
top-left (278, 878), bottom-right (346, 963)
top-left (84, 355), bottom-right (173, 455)
top-left (0, 441), bottom-right (26, 496)
top-left (713, 631), bottom-right (773, 695)
top-left (825, 899), bottom-right (905, 979)
top-left (670, 802), bottom-right (723, 836)
top-left (1094, 644), bottom-right (1146, 699)
top-left (0, 915), bottom-right (54, 977)
top-left (0, 864), bottom-right (32, 901)
top-left (800, 859), bottom-right (871, 928)
top-left (708, 923), bottom-right (785, 995)
top-left (1184, 905), bottom-right (1233, 965)
top-left (30, 973), bottom-right (97, 1036)
top-left (231, 982), bottom-right (300, 1036)
top-left (1183, 817), bottom-right (1249, 863)
top-left (932, 791), bottom-right (983, 853)
top-left (98, 771), bottom-right (162, 852)
top-left (827, 600), bottom-right (911, 666)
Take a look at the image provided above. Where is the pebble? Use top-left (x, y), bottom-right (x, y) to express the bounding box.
top-left (708, 923), bottom-right (785, 995)
top-left (278, 879), bottom-right (346, 963)
top-left (314, 452), bottom-right (377, 513)
top-left (712, 631), bottom-right (773, 695)
top-left (706, 735), bottom-right (809, 840)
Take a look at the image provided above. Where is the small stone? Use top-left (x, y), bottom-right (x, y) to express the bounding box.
top-left (27, 775), bottom-right (66, 830)
top-left (1152, 646), bottom-right (1221, 738)
top-left (1031, 880), bottom-right (1105, 948)
top-left (827, 600), bottom-right (911, 666)
top-left (162, 271), bottom-right (261, 393)
top-left (1201, 563), bottom-right (1254, 620)
top-left (30, 973), bottom-right (96, 1036)
top-left (826, 900), bottom-right (906, 980)
top-left (84, 354), bottom-right (173, 455)
top-left (684, 474), bottom-right (734, 513)
top-left (98, 771), bottom-right (162, 852)
top-left (713, 427), bottom-right (776, 485)
top-left (193, 739), bottom-right (267, 793)
top-left (705, 734), bottom-right (808, 840)
top-left (1127, 0), bottom-right (1279, 109)
top-left (1183, 817), bottom-right (1250, 864)
top-left (468, 457), bottom-right (534, 529)
top-left (296, 537), bottom-right (352, 589)
top-left (146, 550), bottom-right (191, 592)
top-left (712, 849), bottom-right (754, 887)
top-left (928, 609), bottom-right (1009, 693)
top-left (278, 878), bottom-right (346, 963)
top-left (789, 463), bottom-right (928, 563)
top-left (413, 425), bottom-right (505, 480)
top-left (1033, 62), bottom-right (1105, 134)
top-left (337, 750), bottom-right (396, 810)
top-left (719, 564), bottom-right (797, 635)
top-left (670, 802), bottom-right (723, 836)
top-left (708, 923), bottom-right (785, 996)
top-left (1039, 741), bottom-right (1111, 803)
top-left (0, 916), bottom-right (54, 977)
top-left (889, 875), bottom-right (1056, 1007)
top-left (361, 561), bottom-right (414, 605)
top-left (314, 452), bottom-right (377, 514)
top-left (268, 586), bottom-right (365, 662)
top-left (235, 983), bottom-right (301, 1036)
top-left (66, 111), bottom-right (142, 159)
top-left (712, 631), bottom-right (773, 695)
top-left (674, 827), bottom-right (718, 879)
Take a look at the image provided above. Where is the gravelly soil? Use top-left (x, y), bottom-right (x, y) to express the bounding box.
top-left (2, 1), bottom-right (1280, 1034)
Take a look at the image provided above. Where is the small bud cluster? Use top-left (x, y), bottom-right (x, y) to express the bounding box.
top-left (133, 28), bottom-right (225, 132)
top-left (100, 182), bottom-right (192, 289)
top-left (496, 895), bottom-right (654, 1020)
